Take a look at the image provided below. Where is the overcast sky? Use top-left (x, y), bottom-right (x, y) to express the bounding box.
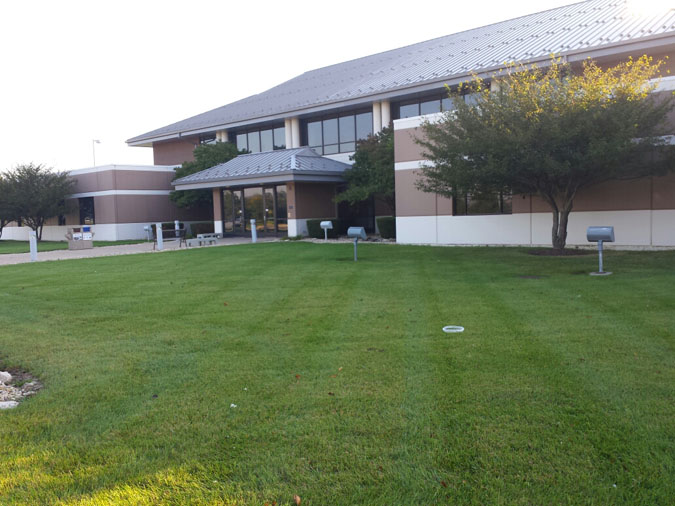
top-left (0, 0), bottom-right (580, 172)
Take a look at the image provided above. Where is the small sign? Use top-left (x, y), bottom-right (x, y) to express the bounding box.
top-left (82, 232), bottom-right (93, 240)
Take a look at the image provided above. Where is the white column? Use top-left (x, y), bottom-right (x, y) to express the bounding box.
top-left (217, 130), bottom-right (228, 142)
top-left (373, 101), bottom-right (382, 133)
top-left (291, 117), bottom-right (301, 148)
top-left (381, 100), bottom-right (391, 129)
top-left (285, 118), bottom-right (293, 149)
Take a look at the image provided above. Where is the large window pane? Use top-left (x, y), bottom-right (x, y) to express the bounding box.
top-left (340, 142), bottom-right (355, 152)
top-left (399, 103), bottom-right (419, 118)
top-left (420, 99), bottom-right (441, 115)
top-left (260, 129), bottom-right (273, 152)
top-left (236, 133), bottom-right (247, 151)
top-left (339, 115), bottom-right (355, 142)
top-left (323, 144), bottom-right (339, 155)
top-left (464, 93), bottom-right (480, 106)
top-left (273, 127), bottom-right (286, 149)
top-left (323, 118), bottom-right (338, 145)
top-left (441, 96), bottom-right (453, 112)
top-left (307, 121), bottom-right (322, 148)
top-left (247, 132), bottom-right (260, 153)
top-left (244, 187), bottom-right (264, 230)
top-left (276, 185), bottom-right (287, 232)
top-left (356, 112), bottom-right (373, 140)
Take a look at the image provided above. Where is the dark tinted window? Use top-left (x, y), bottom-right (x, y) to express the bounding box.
top-left (260, 129), bottom-right (273, 152)
top-left (273, 127), bottom-right (286, 149)
top-left (323, 118), bottom-right (338, 146)
top-left (356, 112), bottom-right (373, 140)
top-left (339, 116), bottom-right (355, 142)
top-left (399, 103), bottom-right (420, 118)
top-left (420, 99), bottom-right (441, 115)
top-left (236, 133), bottom-right (247, 151)
top-left (247, 131), bottom-right (260, 153)
top-left (307, 121), bottom-right (322, 148)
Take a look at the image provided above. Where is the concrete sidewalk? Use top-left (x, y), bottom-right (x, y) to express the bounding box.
top-left (0, 237), bottom-right (277, 267)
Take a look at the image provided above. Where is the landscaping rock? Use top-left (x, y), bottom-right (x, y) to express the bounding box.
top-left (0, 369), bottom-right (42, 409)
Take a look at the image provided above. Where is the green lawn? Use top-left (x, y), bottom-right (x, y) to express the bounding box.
top-left (0, 243), bottom-right (673, 505)
top-left (0, 239), bottom-right (147, 254)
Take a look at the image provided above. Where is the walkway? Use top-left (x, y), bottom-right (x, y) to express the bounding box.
top-left (0, 237), bottom-right (278, 267)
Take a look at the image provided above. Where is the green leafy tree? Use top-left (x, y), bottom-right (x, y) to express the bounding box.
top-left (0, 173), bottom-right (19, 239)
top-left (336, 127), bottom-right (395, 213)
top-left (417, 56), bottom-right (675, 250)
top-left (170, 142), bottom-right (242, 209)
top-left (3, 163), bottom-right (75, 241)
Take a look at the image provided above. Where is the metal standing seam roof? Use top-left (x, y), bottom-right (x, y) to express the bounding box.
top-left (172, 147), bottom-right (351, 186)
top-left (128, 0), bottom-right (675, 145)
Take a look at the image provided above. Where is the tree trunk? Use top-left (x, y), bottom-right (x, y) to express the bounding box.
top-left (551, 201), bottom-right (574, 251)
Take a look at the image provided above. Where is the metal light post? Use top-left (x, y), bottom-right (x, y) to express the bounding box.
top-left (92, 139), bottom-right (101, 166)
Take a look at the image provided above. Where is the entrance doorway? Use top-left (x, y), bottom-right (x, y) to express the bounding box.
top-left (221, 185), bottom-right (287, 236)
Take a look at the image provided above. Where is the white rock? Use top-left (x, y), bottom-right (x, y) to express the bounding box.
top-left (0, 401), bottom-right (19, 409)
top-left (0, 372), bottom-right (12, 384)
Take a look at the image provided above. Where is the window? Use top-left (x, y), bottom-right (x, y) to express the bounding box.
top-left (79, 197), bottom-right (95, 225)
top-left (453, 192), bottom-right (512, 216)
top-left (232, 125), bottom-right (285, 153)
top-left (303, 110), bottom-right (372, 155)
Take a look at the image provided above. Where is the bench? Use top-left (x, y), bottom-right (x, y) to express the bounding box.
top-left (186, 233), bottom-right (221, 247)
top-left (152, 228), bottom-right (186, 250)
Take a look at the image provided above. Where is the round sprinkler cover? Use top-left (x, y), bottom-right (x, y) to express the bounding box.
top-left (442, 325), bottom-right (465, 333)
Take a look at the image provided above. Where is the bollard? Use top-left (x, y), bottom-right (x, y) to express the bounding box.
top-left (250, 219), bottom-right (257, 243)
top-left (156, 222), bottom-right (164, 251)
top-left (29, 231), bottom-right (38, 262)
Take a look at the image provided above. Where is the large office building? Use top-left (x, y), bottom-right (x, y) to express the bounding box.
top-left (127, 0), bottom-right (675, 247)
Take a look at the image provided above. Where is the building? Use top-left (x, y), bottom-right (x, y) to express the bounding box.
top-left (128, 0), bottom-right (675, 247)
top-left (1, 165), bottom-right (209, 242)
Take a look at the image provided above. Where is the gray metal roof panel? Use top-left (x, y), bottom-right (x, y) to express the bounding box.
top-left (173, 147), bottom-right (350, 186)
top-left (129, 0), bottom-right (675, 144)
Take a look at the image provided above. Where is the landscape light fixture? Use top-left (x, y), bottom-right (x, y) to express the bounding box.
top-left (347, 227), bottom-right (367, 261)
top-left (586, 226), bottom-right (615, 276)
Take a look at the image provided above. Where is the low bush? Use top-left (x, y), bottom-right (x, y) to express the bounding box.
top-left (306, 218), bottom-right (341, 239)
top-left (376, 216), bottom-right (396, 239)
top-left (190, 222), bottom-right (214, 236)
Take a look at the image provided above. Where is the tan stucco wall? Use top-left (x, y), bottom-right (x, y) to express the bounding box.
top-left (153, 138), bottom-right (199, 166)
top-left (293, 183), bottom-right (337, 219)
top-left (73, 170), bottom-right (175, 193)
top-left (395, 169), bottom-right (452, 217)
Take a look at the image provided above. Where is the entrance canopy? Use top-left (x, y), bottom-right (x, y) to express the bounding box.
top-left (173, 147), bottom-right (351, 190)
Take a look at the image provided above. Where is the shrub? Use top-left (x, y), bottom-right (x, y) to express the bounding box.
top-left (190, 222), bottom-right (214, 236)
top-left (376, 216), bottom-right (396, 239)
top-left (306, 218), bottom-right (341, 239)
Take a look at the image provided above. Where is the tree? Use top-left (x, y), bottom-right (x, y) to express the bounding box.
top-left (417, 56), bottom-right (675, 250)
top-left (170, 142), bottom-right (242, 209)
top-left (3, 164), bottom-right (75, 241)
top-left (336, 127), bottom-right (395, 213)
top-left (0, 174), bottom-right (19, 239)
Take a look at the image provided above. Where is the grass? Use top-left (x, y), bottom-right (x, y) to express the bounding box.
top-left (0, 243), bottom-right (673, 505)
top-left (0, 239), bottom-right (147, 254)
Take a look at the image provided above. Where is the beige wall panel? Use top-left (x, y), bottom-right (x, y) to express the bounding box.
top-left (653, 173), bottom-right (675, 209)
top-left (73, 171), bottom-right (115, 193)
top-left (114, 171), bottom-right (175, 191)
top-left (153, 138), bottom-right (198, 165)
top-left (395, 169), bottom-right (452, 217)
top-left (294, 183), bottom-right (337, 219)
top-left (286, 183), bottom-right (297, 220)
top-left (113, 195), bottom-right (179, 224)
top-left (94, 195), bottom-right (118, 224)
top-left (212, 188), bottom-right (222, 221)
top-left (394, 128), bottom-right (427, 163)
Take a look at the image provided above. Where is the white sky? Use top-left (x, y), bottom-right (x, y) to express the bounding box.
top-left (0, 0), bottom-right (576, 172)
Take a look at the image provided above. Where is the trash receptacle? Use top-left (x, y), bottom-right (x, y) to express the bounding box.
top-left (65, 227), bottom-right (94, 250)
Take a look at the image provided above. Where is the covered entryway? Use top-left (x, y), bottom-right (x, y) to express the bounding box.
top-left (172, 148), bottom-right (351, 237)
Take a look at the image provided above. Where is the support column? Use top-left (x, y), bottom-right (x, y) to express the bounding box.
top-left (373, 101), bottom-right (382, 133)
top-left (216, 130), bottom-right (229, 142)
top-left (381, 100), bottom-right (391, 129)
top-left (212, 188), bottom-right (223, 235)
top-left (291, 117), bottom-right (301, 148)
top-left (285, 118), bottom-right (293, 149)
